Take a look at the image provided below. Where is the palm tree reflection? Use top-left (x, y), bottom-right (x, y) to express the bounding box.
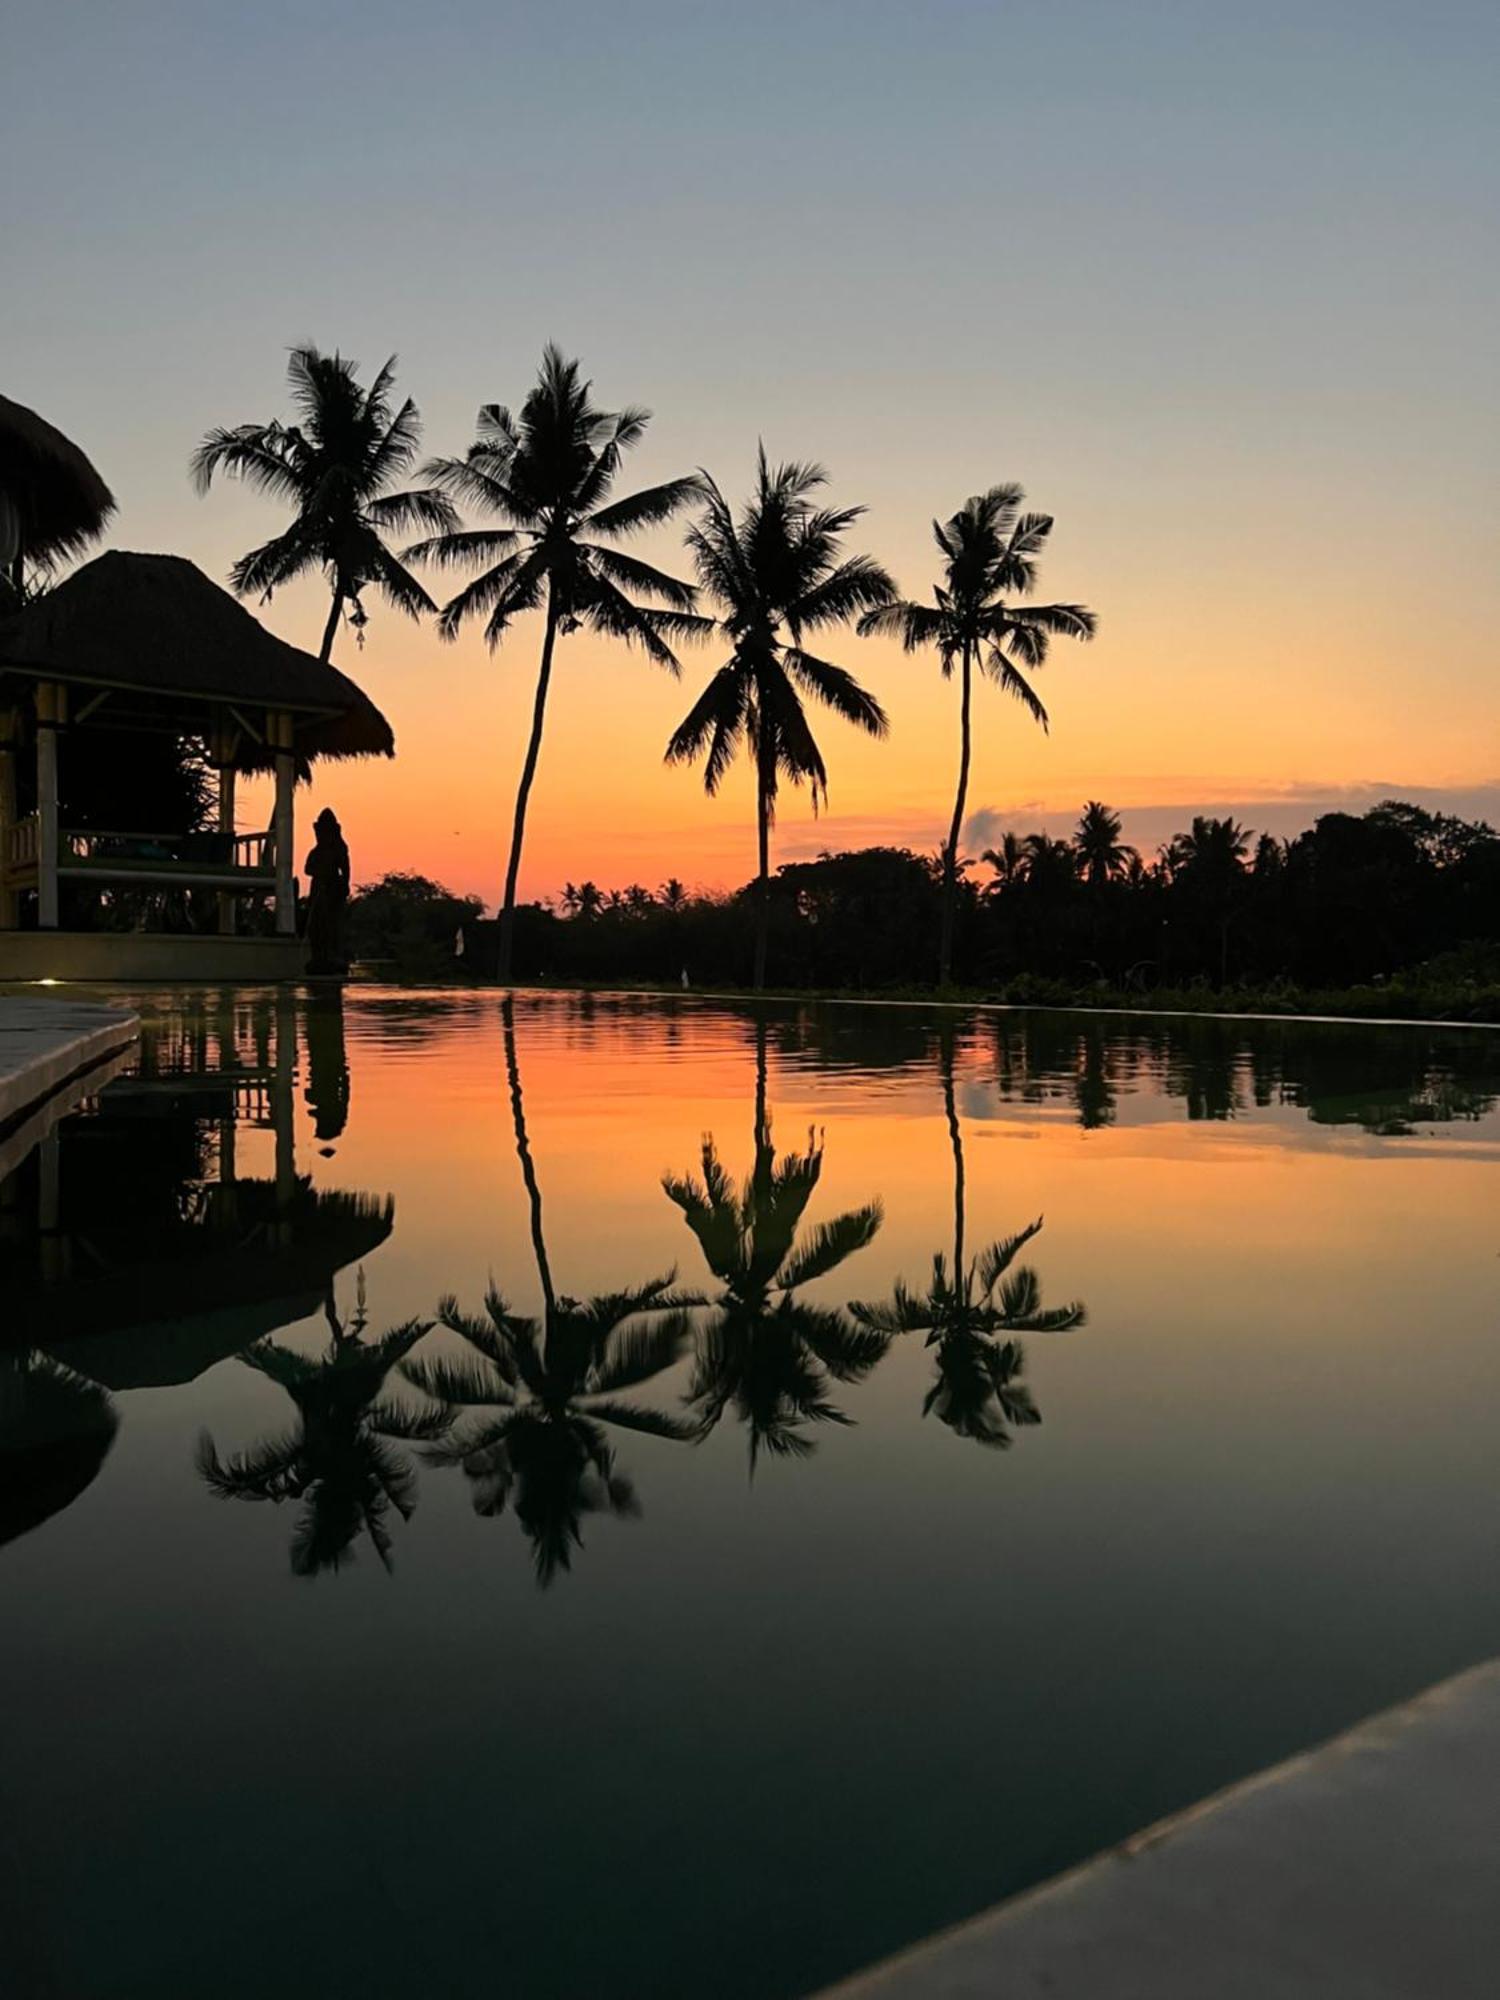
top-left (404, 1280), bottom-right (698, 1585)
top-left (402, 996), bottom-right (700, 1583)
top-left (197, 1278), bottom-right (438, 1574)
top-left (850, 1026), bottom-right (1084, 1447)
top-left (665, 1021), bottom-right (886, 1469)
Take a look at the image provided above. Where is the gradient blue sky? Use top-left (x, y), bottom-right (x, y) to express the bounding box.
top-left (7, 1), bottom-right (1498, 899)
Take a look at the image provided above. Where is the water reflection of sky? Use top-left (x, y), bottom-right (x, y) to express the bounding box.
top-left (2, 989), bottom-right (1498, 2000)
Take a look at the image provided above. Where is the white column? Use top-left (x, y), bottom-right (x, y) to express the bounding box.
top-left (272, 712), bottom-right (296, 936)
top-left (36, 683), bottom-right (60, 930)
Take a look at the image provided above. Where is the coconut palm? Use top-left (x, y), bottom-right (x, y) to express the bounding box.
top-left (196, 1279), bottom-right (439, 1575)
top-left (981, 831), bottom-right (1026, 894)
top-left (664, 1022), bottom-right (886, 1467)
top-left (401, 995), bottom-right (699, 1581)
top-left (860, 488), bottom-right (1096, 985)
top-left (849, 1026), bottom-right (1084, 1446)
top-left (666, 452), bottom-right (894, 990)
top-left (191, 346), bottom-right (455, 661)
top-left (409, 348), bottom-right (708, 980)
top-left (1074, 800), bottom-right (1136, 887)
top-left (0, 394), bottom-right (115, 604)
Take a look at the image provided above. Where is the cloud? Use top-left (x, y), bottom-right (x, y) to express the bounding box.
top-left (963, 780), bottom-right (1500, 861)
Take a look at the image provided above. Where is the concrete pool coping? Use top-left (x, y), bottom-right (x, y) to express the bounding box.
top-left (0, 996), bottom-right (139, 1140)
top-left (815, 1658), bottom-right (1500, 1998)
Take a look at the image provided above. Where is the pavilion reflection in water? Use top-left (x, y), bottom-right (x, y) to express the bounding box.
top-left (0, 990), bottom-right (393, 1547)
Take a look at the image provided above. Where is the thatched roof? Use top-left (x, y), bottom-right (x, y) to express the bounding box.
top-left (0, 550), bottom-right (394, 763)
top-left (0, 394), bottom-right (116, 567)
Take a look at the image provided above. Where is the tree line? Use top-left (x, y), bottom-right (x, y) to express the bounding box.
top-left (427, 792), bottom-right (1499, 1003)
top-left (194, 343), bottom-right (1094, 989)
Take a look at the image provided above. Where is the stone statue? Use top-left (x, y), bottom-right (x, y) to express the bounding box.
top-left (304, 807), bottom-right (351, 976)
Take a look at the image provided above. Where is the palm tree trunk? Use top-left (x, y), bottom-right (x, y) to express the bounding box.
top-left (497, 590), bottom-right (560, 983)
top-left (753, 752), bottom-right (771, 992)
top-left (318, 586), bottom-right (344, 665)
top-left (939, 641), bottom-right (974, 987)
top-left (503, 994), bottom-right (556, 1312)
top-left (941, 1027), bottom-right (964, 1276)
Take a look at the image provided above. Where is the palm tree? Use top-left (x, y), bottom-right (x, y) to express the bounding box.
top-left (860, 488), bottom-right (1096, 985)
top-left (400, 995), bottom-right (699, 1581)
top-left (981, 830), bottom-right (1026, 894)
top-left (666, 452), bottom-right (894, 990)
top-left (663, 1021), bottom-right (886, 1467)
top-left (1074, 800), bottom-right (1136, 887)
top-left (849, 1026), bottom-right (1084, 1446)
top-left (409, 348), bottom-right (707, 981)
top-left (196, 1279), bottom-right (440, 1575)
top-left (1020, 832), bottom-right (1078, 893)
top-left (190, 346), bottom-right (455, 661)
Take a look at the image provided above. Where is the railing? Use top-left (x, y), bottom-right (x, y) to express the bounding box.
top-left (4, 814), bottom-right (38, 870)
top-left (58, 828), bottom-right (274, 876)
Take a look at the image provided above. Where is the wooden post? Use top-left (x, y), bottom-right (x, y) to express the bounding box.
top-left (271, 711), bottom-right (296, 936)
top-left (0, 707), bottom-right (17, 930)
top-left (36, 682), bottom-right (62, 930)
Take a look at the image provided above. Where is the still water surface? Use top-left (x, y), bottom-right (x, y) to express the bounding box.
top-left (3, 989), bottom-right (1499, 1997)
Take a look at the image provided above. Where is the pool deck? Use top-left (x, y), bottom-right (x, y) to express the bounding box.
top-left (817, 1658), bottom-right (1500, 1999)
top-left (0, 996), bottom-right (139, 1135)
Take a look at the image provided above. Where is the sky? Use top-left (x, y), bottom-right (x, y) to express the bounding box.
top-left (6, 0), bottom-right (1498, 906)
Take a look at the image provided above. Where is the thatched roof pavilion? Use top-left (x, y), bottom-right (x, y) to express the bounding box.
top-left (0, 550), bottom-right (393, 764)
top-left (0, 394), bottom-right (116, 588)
top-left (0, 551), bottom-right (396, 978)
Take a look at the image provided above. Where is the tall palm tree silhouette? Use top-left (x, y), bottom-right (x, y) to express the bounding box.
top-left (860, 488), bottom-right (1095, 986)
top-left (849, 1027), bottom-right (1085, 1446)
top-left (666, 453), bottom-right (894, 990)
top-left (401, 996), bottom-right (699, 1582)
top-left (197, 1278), bottom-right (439, 1574)
top-left (664, 1021), bottom-right (887, 1467)
top-left (1074, 800), bottom-right (1136, 887)
top-left (409, 347), bottom-right (708, 980)
top-left (191, 346), bottom-right (455, 660)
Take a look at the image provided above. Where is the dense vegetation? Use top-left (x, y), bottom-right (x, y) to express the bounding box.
top-left (411, 795), bottom-right (1500, 1017)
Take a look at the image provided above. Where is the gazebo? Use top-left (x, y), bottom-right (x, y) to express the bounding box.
top-left (0, 550), bottom-right (393, 978)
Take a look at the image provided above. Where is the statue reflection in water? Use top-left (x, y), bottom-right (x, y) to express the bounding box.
top-left (849, 1022), bottom-right (1085, 1446)
top-left (664, 1016), bottom-right (889, 1470)
top-left (401, 997), bottom-right (701, 1584)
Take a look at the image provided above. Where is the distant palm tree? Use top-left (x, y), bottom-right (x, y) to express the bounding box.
top-left (659, 877), bottom-right (689, 913)
top-left (666, 452), bottom-right (894, 990)
top-left (1178, 814), bottom-right (1252, 881)
top-left (409, 347), bottom-right (707, 980)
top-left (860, 488), bottom-right (1096, 985)
top-left (1020, 832), bottom-right (1078, 895)
top-left (849, 1027), bottom-right (1085, 1446)
top-left (981, 830), bottom-right (1026, 893)
top-left (1074, 800), bottom-right (1136, 887)
top-left (663, 1023), bottom-right (886, 1467)
top-left (197, 1279), bottom-right (439, 1574)
top-left (191, 346), bottom-right (455, 661)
